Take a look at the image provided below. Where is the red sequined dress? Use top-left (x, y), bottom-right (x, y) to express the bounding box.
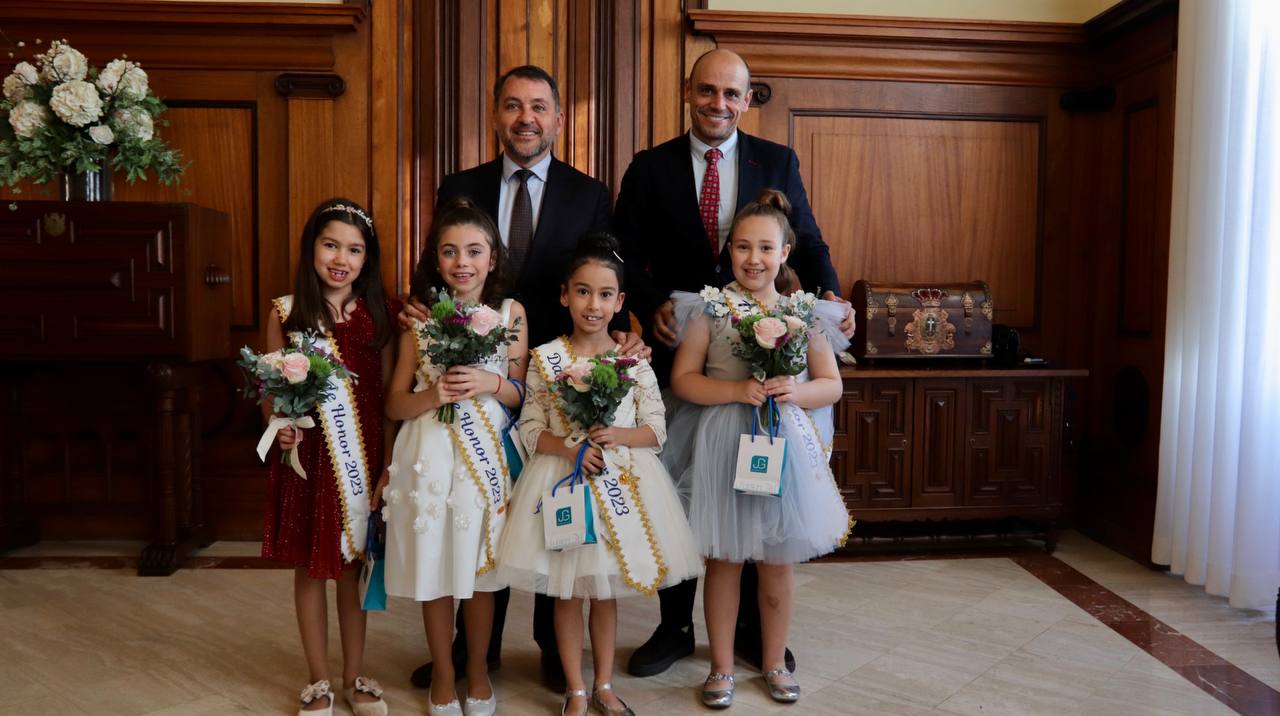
top-left (261, 297), bottom-right (392, 579)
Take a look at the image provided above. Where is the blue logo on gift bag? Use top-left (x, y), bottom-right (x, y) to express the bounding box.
top-left (751, 455), bottom-right (768, 473)
top-left (556, 507), bottom-right (572, 526)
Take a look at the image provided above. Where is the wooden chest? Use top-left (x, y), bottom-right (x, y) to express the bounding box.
top-left (852, 280), bottom-right (993, 360)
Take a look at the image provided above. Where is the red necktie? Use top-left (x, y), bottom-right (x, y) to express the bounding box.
top-left (699, 148), bottom-right (723, 258)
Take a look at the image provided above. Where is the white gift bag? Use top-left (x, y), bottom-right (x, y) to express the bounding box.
top-left (540, 445), bottom-right (598, 550)
top-left (733, 400), bottom-right (787, 496)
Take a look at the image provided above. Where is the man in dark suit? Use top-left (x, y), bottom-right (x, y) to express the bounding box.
top-left (408, 64), bottom-right (633, 696)
top-left (615, 48), bottom-right (853, 680)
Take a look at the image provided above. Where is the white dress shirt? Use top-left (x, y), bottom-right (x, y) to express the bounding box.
top-left (689, 130), bottom-right (739, 251)
top-left (497, 152), bottom-right (552, 247)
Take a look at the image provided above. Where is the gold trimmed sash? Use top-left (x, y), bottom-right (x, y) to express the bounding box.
top-left (274, 295), bottom-right (371, 562)
top-left (531, 339), bottom-right (667, 595)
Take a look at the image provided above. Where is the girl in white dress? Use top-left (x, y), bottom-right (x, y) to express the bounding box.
top-left (380, 199), bottom-right (528, 716)
top-left (496, 233), bottom-right (702, 716)
top-left (670, 190), bottom-right (851, 707)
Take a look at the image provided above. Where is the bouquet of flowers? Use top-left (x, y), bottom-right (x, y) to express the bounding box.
top-left (724, 289), bottom-right (818, 431)
top-left (238, 332), bottom-right (356, 478)
top-left (419, 288), bottom-right (521, 423)
top-left (550, 352), bottom-right (640, 431)
top-left (0, 39), bottom-right (184, 190)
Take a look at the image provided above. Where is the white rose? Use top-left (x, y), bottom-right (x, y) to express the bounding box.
top-left (41, 42), bottom-right (89, 82)
top-left (2, 74), bottom-right (29, 103)
top-left (97, 59), bottom-right (149, 101)
top-left (8, 101), bottom-right (49, 139)
top-left (49, 80), bottom-right (104, 127)
top-left (89, 124), bottom-right (114, 145)
top-left (112, 106), bottom-right (154, 141)
top-left (13, 61), bottom-right (38, 86)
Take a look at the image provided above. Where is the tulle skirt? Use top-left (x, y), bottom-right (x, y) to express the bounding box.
top-left (496, 448), bottom-right (703, 599)
top-left (682, 401), bottom-right (850, 564)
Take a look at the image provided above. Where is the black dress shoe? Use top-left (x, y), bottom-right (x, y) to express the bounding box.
top-left (541, 649), bottom-right (567, 693)
top-left (626, 623), bottom-right (695, 677)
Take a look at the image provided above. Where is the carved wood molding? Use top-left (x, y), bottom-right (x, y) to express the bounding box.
top-left (275, 73), bottom-right (347, 99)
top-left (687, 10), bottom-right (1087, 49)
top-left (687, 9), bottom-right (1094, 87)
top-left (0, 0), bottom-right (365, 31)
top-left (0, 0), bottom-right (364, 71)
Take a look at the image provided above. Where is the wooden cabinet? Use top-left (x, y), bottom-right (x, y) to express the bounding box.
top-left (0, 201), bottom-right (232, 574)
top-left (835, 367), bottom-right (1084, 549)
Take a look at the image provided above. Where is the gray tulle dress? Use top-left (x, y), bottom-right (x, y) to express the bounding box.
top-left (664, 290), bottom-right (852, 565)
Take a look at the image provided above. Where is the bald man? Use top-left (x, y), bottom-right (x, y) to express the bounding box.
top-left (614, 48), bottom-right (852, 679)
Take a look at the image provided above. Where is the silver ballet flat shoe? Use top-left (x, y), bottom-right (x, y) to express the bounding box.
top-left (701, 672), bottom-right (735, 709)
top-left (297, 680), bottom-right (334, 716)
top-left (590, 682), bottom-right (635, 716)
top-left (562, 688), bottom-right (589, 716)
top-left (763, 667), bottom-right (800, 703)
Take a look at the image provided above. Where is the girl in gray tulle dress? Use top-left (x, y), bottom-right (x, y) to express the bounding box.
top-left (668, 189), bottom-right (851, 707)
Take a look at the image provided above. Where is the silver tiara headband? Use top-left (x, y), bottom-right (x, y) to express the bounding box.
top-left (322, 203), bottom-right (373, 229)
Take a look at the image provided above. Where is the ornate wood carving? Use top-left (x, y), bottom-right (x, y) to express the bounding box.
top-left (913, 381), bottom-right (964, 507)
top-left (842, 381), bottom-right (912, 508)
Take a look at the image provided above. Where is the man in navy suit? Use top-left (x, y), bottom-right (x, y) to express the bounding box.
top-left (408, 65), bottom-right (635, 696)
top-left (615, 48), bottom-right (853, 679)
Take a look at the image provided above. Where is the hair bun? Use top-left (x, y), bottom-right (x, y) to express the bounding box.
top-left (755, 189), bottom-right (791, 217)
top-left (574, 231), bottom-right (622, 257)
top-left (439, 197), bottom-right (478, 214)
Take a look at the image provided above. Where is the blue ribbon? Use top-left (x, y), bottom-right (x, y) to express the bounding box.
top-left (551, 442), bottom-right (590, 498)
top-left (498, 377), bottom-right (528, 429)
top-left (753, 395), bottom-right (781, 445)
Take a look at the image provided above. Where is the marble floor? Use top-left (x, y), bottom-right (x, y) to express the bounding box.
top-left (0, 530), bottom-right (1275, 715)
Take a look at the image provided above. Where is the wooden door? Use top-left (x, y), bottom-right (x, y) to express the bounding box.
top-left (965, 379), bottom-right (1054, 505)
top-left (912, 379), bottom-right (966, 507)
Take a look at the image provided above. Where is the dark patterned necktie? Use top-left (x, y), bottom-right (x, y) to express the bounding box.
top-left (699, 148), bottom-right (723, 258)
top-left (509, 169), bottom-right (534, 274)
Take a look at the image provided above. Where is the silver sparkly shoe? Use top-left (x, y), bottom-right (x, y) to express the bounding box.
top-left (701, 672), bottom-right (735, 709)
top-left (763, 668), bottom-right (800, 703)
top-left (562, 688), bottom-right (589, 716)
top-left (590, 683), bottom-right (635, 716)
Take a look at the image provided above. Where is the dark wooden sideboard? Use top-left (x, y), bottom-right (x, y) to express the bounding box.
top-left (0, 201), bottom-right (232, 574)
top-left (834, 365), bottom-right (1087, 550)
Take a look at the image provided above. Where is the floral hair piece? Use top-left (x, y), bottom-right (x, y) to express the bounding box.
top-left (322, 203), bottom-right (373, 229)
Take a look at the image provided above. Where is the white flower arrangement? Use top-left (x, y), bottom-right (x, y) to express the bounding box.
top-left (0, 39), bottom-right (184, 191)
top-left (699, 285), bottom-right (731, 318)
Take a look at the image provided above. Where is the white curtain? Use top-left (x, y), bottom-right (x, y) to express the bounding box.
top-left (1153, 0), bottom-right (1280, 610)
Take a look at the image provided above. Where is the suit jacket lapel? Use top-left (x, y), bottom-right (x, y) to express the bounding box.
top-left (532, 158), bottom-right (561, 249)
top-left (735, 131), bottom-right (762, 212)
top-left (474, 158), bottom-right (502, 222)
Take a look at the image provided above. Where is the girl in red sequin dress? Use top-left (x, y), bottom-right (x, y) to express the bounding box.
top-left (261, 198), bottom-right (397, 716)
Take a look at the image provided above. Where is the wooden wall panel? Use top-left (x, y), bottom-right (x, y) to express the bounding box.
top-left (795, 114), bottom-right (1040, 323)
top-left (1119, 100), bottom-right (1160, 336)
top-left (114, 106), bottom-right (257, 327)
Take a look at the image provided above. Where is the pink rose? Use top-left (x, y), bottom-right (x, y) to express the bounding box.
top-left (753, 317), bottom-right (788, 349)
top-left (469, 305), bottom-right (501, 336)
top-left (280, 352), bottom-right (311, 384)
top-left (261, 350), bottom-right (287, 371)
top-left (783, 315), bottom-right (807, 335)
top-left (562, 360), bottom-right (592, 392)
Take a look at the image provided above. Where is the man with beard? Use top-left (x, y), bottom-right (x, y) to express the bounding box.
top-left (614, 48), bottom-right (854, 683)
top-left (406, 64), bottom-right (635, 694)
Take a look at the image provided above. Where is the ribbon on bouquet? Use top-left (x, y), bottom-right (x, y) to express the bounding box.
top-left (256, 415), bottom-right (316, 478)
top-left (754, 395), bottom-right (782, 444)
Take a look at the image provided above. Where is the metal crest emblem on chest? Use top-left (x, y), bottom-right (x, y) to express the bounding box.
top-left (904, 288), bottom-right (956, 354)
top-left (42, 211), bottom-right (67, 237)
